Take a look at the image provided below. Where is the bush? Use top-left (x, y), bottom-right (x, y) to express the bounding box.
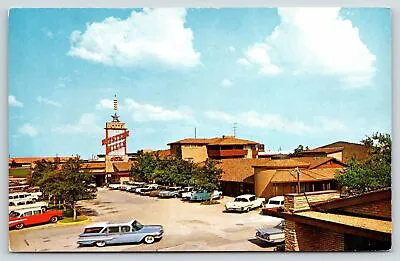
top-left (200, 200), bottom-right (220, 205)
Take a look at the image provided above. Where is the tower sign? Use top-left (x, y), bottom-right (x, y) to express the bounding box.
top-left (102, 95), bottom-right (130, 158)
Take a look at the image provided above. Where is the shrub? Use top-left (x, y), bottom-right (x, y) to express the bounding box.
top-left (200, 200), bottom-right (220, 205)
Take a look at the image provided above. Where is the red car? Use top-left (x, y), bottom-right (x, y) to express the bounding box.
top-left (9, 207), bottom-right (63, 230)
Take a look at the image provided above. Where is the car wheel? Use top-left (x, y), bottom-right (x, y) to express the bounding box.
top-left (95, 241), bottom-right (106, 247)
top-left (246, 207), bottom-right (250, 212)
top-left (144, 235), bottom-right (155, 244)
top-left (15, 223), bottom-right (24, 230)
top-left (41, 206), bottom-right (47, 212)
top-left (50, 216), bottom-right (58, 223)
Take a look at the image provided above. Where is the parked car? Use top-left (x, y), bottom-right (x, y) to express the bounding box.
top-left (178, 187), bottom-right (195, 197)
top-left (190, 190), bottom-right (222, 201)
top-left (9, 199), bottom-right (48, 213)
top-left (127, 182), bottom-right (146, 193)
top-left (158, 187), bottom-right (182, 198)
top-left (181, 190), bottom-right (198, 200)
top-left (262, 196), bottom-right (285, 214)
top-left (77, 219), bottom-right (163, 247)
top-left (225, 194), bottom-right (264, 212)
top-left (256, 220), bottom-right (285, 244)
top-left (9, 192), bottom-right (40, 202)
top-left (140, 185), bottom-right (163, 196)
top-left (9, 207), bottom-right (63, 230)
top-left (149, 187), bottom-right (167, 197)
top-left (108, 183), bottom-right (121, 190)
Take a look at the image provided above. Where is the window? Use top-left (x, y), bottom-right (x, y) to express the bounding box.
top-left (249, 196), bottom-right (256, 201)
top-left (83, 227), bottom-right (104, 234)
top-left (121, 226), bottom-right (131, 232)
top-left (108, 226), bottom-right (120, 233)
top-left (9, 202), bottom-right (15, 206)
top-left (23, 211), bottom-right (33, 217)
top-left (17, 201), bottom-right (26, 206)
top-left (33, 210), bottom-right (41, 215)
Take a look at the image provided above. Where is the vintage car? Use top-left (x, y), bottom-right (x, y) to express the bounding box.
top-left (77, 219), bottom-right (163, 247)
top-left (158, 186), bottom-right (182, 198)
top-left (108, 183), bottom-right (121, 190)
top-left (256, 220), bottom-right (285, 244)
top-left (127, 183), bottom-right (146, 193)
top-left (225, 194), bottom-right (264, 212)
top-left (140, 185), bottom-right (164, 196)
top-left (137, 184), bottom-right (160, 195)
top-left (9, 207), bottom-right (63, 230)
top-left (9, 192), bottom-right (40, 202)
top-left (177, 187), bottom-right (195, 197)
top-left (9, 199), bottom-right (48, 213)
top-left (262, 196), bottom-right (285, 214)
top-left (190, 190), bottom-right (223, 201)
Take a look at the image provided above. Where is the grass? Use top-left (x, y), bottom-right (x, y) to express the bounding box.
top-left (9, 168), bottom-right (31, 178)
top-left (58, 216), bottom-right (89, 223)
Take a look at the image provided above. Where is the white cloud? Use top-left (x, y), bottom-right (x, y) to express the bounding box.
top-left (68, 8), bottom-right (200, 68)
top-left (236, 58), bottom-right (251, 66)
top-left (96, 99), bottom-right (115, 110)
top-left (53, 113), bottom-right (102, 134)
top-left (205, 110), bottom-right (347, 134)
top-left (221, 78), bottom-right (233, 87)
top-left (243, 44), bottom-right (282, 75)
top-left (37, 96), bottom-right (62, 107)
top-left (125, 98), bottom-right (192, 122)
top-left (18, 123), bottom-right (38, 137)
top-left (227, 46), bottom-right (235, 53)
top-left (8, 95), bottom-right (23, 107)
top-left (239, 8), bottom-right (376, 87)
top-left (41, 28), bottom-right (54, 39)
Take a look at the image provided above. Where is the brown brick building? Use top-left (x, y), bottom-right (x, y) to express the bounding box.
top-left (265, 188), bottom-right (391, 251)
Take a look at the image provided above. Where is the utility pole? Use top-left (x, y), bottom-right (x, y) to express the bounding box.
top-left (295, 167), bottom-right (301, 193)
top-left (233, 122), bottom-right (237, 137)
top-left (194, 127), bottom-right (197, 138)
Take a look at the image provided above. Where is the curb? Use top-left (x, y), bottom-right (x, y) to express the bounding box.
top-left (57, 217), bottom-right (92, 226)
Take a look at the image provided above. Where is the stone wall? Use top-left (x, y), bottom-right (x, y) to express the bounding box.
top-left (284, 191), bottom-right (340, 213)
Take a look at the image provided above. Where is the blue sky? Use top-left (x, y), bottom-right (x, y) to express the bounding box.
top-left (8, 8), bottom-right (391, 158)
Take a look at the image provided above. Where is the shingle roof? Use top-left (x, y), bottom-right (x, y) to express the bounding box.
top-left (301, 147), bottom-right (344, 154)
top-left (9, 156), bottom-right (78, 164)
top-left (82, 162), bottom-right (106, 169)
top-left (112, 162), bottom-right (133, 172)
top-left (292, 157), bottom-right (346, 169)
top-left (219, 158), bottom-right (271, 183)
top-left (270, 168), bottom-right (341, 183)
top-left (167, 136), bottom-right (259, 146)
top-left (252, 158), bottom-right (310, 169)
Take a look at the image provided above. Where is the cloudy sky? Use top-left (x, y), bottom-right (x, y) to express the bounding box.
top-left (8, 8), bottom-right (391, 158)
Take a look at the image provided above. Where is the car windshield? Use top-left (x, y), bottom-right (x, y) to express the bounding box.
top-left (234, 198), bottom-right (248, 202)
top-left (132, 220), bottom-right (144, 231)
top-left (275, 221), bottom-right (285, 229)
top-left (9, 211), bottom-right (20, 218)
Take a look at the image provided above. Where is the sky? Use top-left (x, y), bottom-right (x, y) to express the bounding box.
top-left (8, 8), bottom-right (391, 158)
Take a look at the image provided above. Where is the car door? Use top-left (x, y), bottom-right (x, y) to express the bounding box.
top-left (107, 226), bottom-right (122, 244)
top-left (116, 225), bottom-right (143, 244)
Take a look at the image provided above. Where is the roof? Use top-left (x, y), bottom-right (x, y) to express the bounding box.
top-left (291, 157), bottom-right (347, 169)
top-left (252, 158), bottom-right (310, 169)
top-left (168, 136), bottom-right (259, 146)
top-left (296, 211), bottom-right (391, 234)
top-left (301, 147), bottom-right (344, 154)
top-left (235, 194), bottom-right (256, 199)
top-left (82, 162), bottom-right (106, 169)
top-left (84, 219), bottom-right (136, 229)
top-left (112, 162), bottom-right (133, 172)
top-left (9, 156), bottom-right (78, 165)
top-left (155, 149), bottom-right (171, 158)
top-left (270, 168), bottom-right (341, 183)
top-left (220, 158), bottom-right (271, 183)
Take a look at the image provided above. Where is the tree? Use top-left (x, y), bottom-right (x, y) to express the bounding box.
top-left (292, 144), bottom-right (309, 156)
top-left (131, 151), bottom-right (158, 183)
top-left (335, 132), bottom-right (391, 195)
top-left (192, 159), bottom-right (222, 202)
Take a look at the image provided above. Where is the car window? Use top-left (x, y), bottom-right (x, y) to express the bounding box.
top-left (9, 211), bottom-right (20, 218)
top-left (23, 211), bottom-right (33, 216)
top-left (121, 226), bottom-right (131, 233)
top-left (132, 220), bottom-right (144, 231)
top-left (9, 196), bottom-right (13, 199)
top-left (268, 200), bottom-right (281, 205)
top-left (234, 198), bottom-right (248, 202)
top-left (17, 201), bottom-right (26, 206)
top-left (249, 196), bottom-right (256, 201)
top-left (9, 202), bottom-right (15, 206)
top-left (108, 226), bottom-right (120, 233)
top-left (84, 227), bottom-right (104, 234)
top-left (33, 210), bottom-right (41, 215)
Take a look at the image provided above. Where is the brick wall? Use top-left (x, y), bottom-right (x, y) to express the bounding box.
top-left (285, 222), bottom-right (344, 251)
top-left (341, 199), bottom-right (391, 220)
top-left (284, 191), bottom-right (340, 212)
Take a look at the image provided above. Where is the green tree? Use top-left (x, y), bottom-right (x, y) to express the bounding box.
top-left (192, 159), bottom-right (222, 201)
top-left (292, 144), bottom-right (309, 156)
top-left (335, 132), bottom-right (391, 195)
top-left (131, 151), bottom-right (158, 183)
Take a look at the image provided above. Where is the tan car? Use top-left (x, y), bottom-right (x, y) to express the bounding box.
top-left (149, 187), bottom-right (167, 197)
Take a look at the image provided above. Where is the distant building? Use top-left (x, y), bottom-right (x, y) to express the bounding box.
top-left (297, 141), bottom-right (369, 163)
top-left (264, 188), bottom-right (391, 251)
top-left (253, 157), bottom-right (347, 199)
top-left (168, 135), bottom-right (264, 163)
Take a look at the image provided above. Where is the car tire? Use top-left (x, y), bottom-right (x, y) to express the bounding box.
top-left (144, 235), bottom-right (155, 244)
top-left (246, 207), bottom-right (250, 212)
top-left (50, 216), bottom-right (58, 223)
top-left (15, 223), bottom-right (24, 230)
top-left (41, 206), bottom-right (47, 212)
top-left (95, 241), bottom-right (106, 247)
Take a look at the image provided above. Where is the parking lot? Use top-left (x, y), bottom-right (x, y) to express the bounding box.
top-left (9, 188), bottom-right (282, 252)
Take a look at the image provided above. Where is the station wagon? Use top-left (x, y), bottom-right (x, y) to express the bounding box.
top-left (77, 219), bottom-right (163, 247)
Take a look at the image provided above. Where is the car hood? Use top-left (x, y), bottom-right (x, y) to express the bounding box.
top-left (256, 227), bottom-right (283, 235)
top-left (226, 202), bottom-right (249, 208)
top-left (141, 225), bottom-right (163, 233)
